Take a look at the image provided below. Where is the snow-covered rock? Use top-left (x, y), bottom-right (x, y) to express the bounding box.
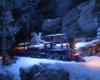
top-left (38, 63), bottom-right (51, 71)
top-left (42, 17), bottom-right (61, 34)
top-left (35, 68), bottom-right (69, 80)
top-left (76, 39), bottom-right (100, 57)
top-left (62, 6), bottom-right (81, 38)
top-left (0, 72), bottom-right (14, 80)
top-left (20, 65), bottom-right (39, 80)
top-left (62, 0), bottom-right (98, 38)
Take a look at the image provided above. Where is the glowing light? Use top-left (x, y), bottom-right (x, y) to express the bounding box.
top-left (56, 43), bottom-right (69, 47)
top-left (75, 43), bottom-right (78, 48)
top-left (16, 47), bottom-right (25, 50)
top-left (25, 46), bottom-right (27, 50)
top-left (56, 44), bottom-right (61, 47)
top-left (18, 43), bottom-right (24, 45)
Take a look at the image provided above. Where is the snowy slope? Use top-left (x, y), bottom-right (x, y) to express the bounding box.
top-left (0, 56), bottom-right (100, 80)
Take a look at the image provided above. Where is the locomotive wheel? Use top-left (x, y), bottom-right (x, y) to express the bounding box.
top-left (35, 55), bottom-right (41, 58)
top-left (46, 52), bottom-right (52, 59)
top-left (31, 55), bottom-right (35, 58)
top-left (53, 52), bottom-right (60, 60)
top-left (30, 55), bottom-right (32, 57)
top-left (30, 55), bottom-right (34, 58)
top-left (25, 53), bottom-right (28, 56)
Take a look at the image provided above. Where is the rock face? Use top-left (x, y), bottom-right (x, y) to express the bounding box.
top-left (35, 68), bottom-right (69, 80)
top-left (78, 0), bottom-right (97, 37)
top-left (55, 0), bottom-right (85, 17)
top-left (20, 65), bottom-right (39, 80)
top-left (62, 7), bottom-right (82, 38)
top-left (76, 40), bottom-right (100, 57)
top-left (62, 0), bottom-right (98, 38)
top-left (42, 17), bottom-right (61, 34)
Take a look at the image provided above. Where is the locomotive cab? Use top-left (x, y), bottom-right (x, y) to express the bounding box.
top-left (44, 42), bottom-right (71, 60)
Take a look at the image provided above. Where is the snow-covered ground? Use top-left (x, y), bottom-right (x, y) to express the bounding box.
top-left (0, 56), bottom-right (100, 80)
top-left (0, 39), bottom-right (100, 80)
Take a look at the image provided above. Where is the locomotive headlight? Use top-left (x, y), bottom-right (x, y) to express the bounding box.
top-left (75, 43), bottom-right (78, 48)
top-left (25, 46), bottom-right (27, 50)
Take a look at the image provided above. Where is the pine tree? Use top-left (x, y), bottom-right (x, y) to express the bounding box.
top-left (1, 0), bottom-right (14, 65)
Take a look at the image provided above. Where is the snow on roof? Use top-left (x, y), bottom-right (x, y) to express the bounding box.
top-left (44, 42), bottom-right (51, 43)
top-left (29, 44), bottom-right (43, 48)
top-left (45, 33), bottom-right (63, 37)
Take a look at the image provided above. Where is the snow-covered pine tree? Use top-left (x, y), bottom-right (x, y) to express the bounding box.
top-left (1, 11), bottom-right (14, 65)
top-left (31, 32), bottom-right (45, 45)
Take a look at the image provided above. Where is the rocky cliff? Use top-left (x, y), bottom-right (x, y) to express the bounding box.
top-left (42, 17), bottom-right (61, 34)
top-left (62, 0), bottom-right (98, 38)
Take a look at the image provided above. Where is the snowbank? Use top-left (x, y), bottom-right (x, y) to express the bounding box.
top-left (76, 39), bottom-right (99, 49)
top-left (48, 56), bottom-right (100, 80)
top-left (0, 56), bottom-right (100, 80)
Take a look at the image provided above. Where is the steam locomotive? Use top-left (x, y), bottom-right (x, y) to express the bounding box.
top-left (14, 34), bottom-right (76, 60)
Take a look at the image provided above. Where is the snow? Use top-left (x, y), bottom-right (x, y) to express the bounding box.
top-left (0, 56), bottom-right (100, 80)
top-left (48, 56), bottom-right (100, 80)
top-left (0, 39), bottom-right (100, 80)
top-left (47, 19), bottom-right (51, 21)
top-left (45, 33), bottom-right (63, 36)
top-left (29, 44), bottom-right (43, 48)
top-left (0, 57), bottom-right (65, 80)
top-left (56, 43), bottom-right (69, 47)
top-left (76, 39), bottom-right (100, 49)
top-left (97, 28), bottom-right (100, 32)
top-left (76, 42), bottom-right (91, 48)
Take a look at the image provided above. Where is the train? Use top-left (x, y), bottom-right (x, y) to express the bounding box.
top-left (13, 33), bottom-right (77, 60)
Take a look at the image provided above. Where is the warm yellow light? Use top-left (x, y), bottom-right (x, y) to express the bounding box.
top-left (25, 46), bottom-right (27, 50)
top-left (16, 47), bottom-right (24, 50)
top-left (18, 43), bottom-right (24, 45)
top-left (75, 43), bottom-right (78, 48)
